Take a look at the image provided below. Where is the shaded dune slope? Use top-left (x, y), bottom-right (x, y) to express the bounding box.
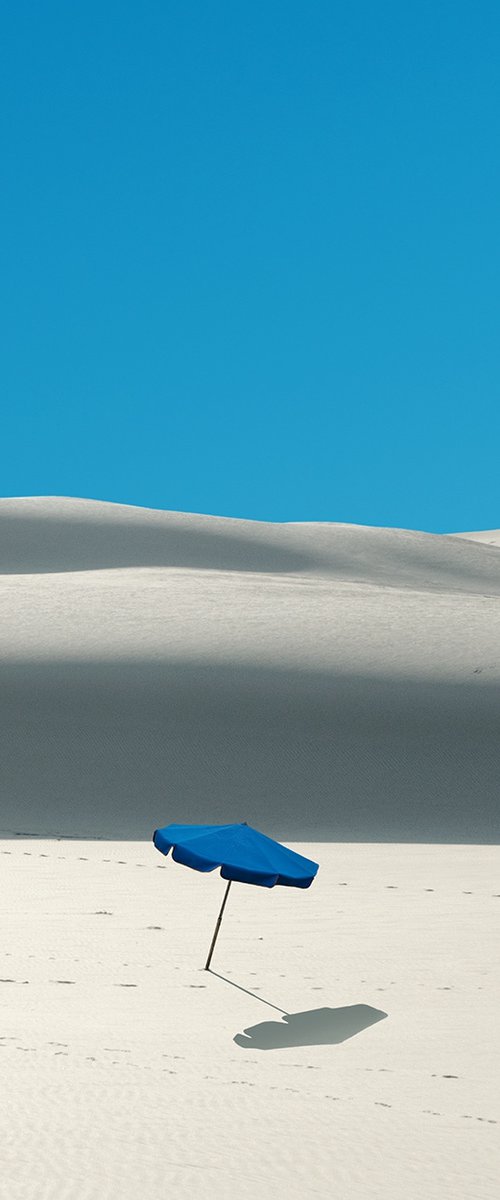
top-left (1, 498), bottom-right (499, 841)
top-left (2, 660), bottom-right (499, 842)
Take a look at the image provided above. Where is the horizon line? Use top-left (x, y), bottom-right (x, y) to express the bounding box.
top-left (0, 493), bottom-right (495, 537)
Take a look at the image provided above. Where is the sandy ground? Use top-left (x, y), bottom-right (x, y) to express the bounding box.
top-left (1, 498), bottom-right (499, 1197)
top-left (1, 838), bottom-right (498, 1200)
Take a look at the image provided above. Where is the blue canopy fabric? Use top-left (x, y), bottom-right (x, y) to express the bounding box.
top-left (152, 822), bottom-right (319, 889)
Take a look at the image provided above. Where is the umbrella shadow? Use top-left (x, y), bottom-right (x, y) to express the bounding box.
top-left (208, 972), bottom-right (387, 1051)
top-left (234, 1004), bottom-right (388, 1050)
top-left (208, 969), bottom-right (289, 1014)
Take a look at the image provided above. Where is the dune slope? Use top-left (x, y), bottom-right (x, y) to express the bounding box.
top-left (1, 498), bottom-right (499, 840)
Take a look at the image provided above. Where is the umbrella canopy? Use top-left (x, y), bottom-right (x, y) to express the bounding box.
top-left (152, 821), bottom-right (319, 969)
top-left (153, 821), bottom-right (319, 888)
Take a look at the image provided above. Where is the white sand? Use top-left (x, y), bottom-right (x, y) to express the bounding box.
top-left (2, 839), bottom-right (498, 1199)
top-left (1, 498), bottom-right (499, 1197)
top-left (1, 497), bottom-right (500, 841)
top-left (451, 530), bottom-right (500, 548)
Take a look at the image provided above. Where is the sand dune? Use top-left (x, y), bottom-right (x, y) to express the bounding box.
top-left (0, 497), bottom-right (499, 841)
top-left (2, 495), bottom-right (500, 591)
top-left (2, 498), bottom-right (498, 1199)
top-left (451, 529), bottom-right (500, 548)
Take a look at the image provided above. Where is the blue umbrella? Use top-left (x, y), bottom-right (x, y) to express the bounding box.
top-left (152, 821), bottom-right (319, 970)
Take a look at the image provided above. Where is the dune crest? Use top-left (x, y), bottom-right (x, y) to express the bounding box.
top-left (1, 497), bottom-right (499, 841)
top-left (1, 496), bottom-right (500, 591)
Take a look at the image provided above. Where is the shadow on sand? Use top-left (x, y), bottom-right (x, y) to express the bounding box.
top-left (234, 1004), bottom-right (388, 1051)
top-left (208, 972), bottom-right (387, 1051)
top-left (2, 659), bottom-right (499, 842)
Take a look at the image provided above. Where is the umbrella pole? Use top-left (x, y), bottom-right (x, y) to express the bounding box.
top-left (205, 880), bottom-right (232, 971)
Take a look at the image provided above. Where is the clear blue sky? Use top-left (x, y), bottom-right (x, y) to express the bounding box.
top-left (2, 2), bottom-right (499, 531)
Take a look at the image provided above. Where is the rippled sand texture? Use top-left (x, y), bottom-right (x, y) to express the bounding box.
top-left (1, 840), bottom-right (498, 1200)
top-left (1, 499), bottom-right (499, 1197)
